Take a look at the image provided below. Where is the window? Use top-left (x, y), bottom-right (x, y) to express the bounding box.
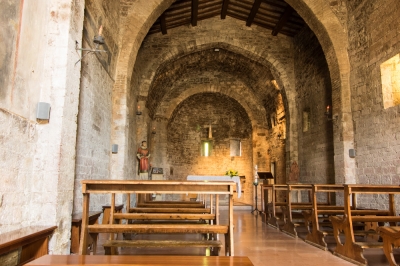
top-left (381, 54), bottom-right (400, 109)
top-left (230, 139), bottom-right (241, 156)
top-left (303, 110), bottom-right (310, 132)
top-left (201, 140), bottom-right (213, 156)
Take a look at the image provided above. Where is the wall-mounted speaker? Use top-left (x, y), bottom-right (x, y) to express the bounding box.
top-left (36, 102), bottom-right (51, 121)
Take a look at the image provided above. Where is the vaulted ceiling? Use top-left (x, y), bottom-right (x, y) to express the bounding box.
top-left (148, 0), bottom-right (305, 37)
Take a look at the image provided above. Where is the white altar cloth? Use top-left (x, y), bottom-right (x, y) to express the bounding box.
top-left (187, 175), bottom-right (241, 198)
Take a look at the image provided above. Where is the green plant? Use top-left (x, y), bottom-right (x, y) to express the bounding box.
top-left (225, 169), bottom-right (238, 178)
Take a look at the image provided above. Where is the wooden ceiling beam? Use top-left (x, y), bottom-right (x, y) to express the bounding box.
top-left (246, 0), bottom-right (262, 27)
top-left (271, 5), bottom-right (293, 36)
top-left (160, 12), bottom-right (167, 35)
top-left (221, 0), bottom-right (230, 19)
top-left (191, 0), bottom-right (199, 26)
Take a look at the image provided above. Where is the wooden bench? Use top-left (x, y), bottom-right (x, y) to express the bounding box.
top-left (102, 239), bottom-right (223, 255)
top-left (280, 184), bottom-right (314, 237)
top-left (137, 202), bottom-right (205, 208)
top-left (129, 207), bottom-right (211, 213)
top-left (25, 255), bottom-right (254, 266)
top-left (261, 184), bottom-right (287, 228)
top-left (71, 211), bottom-right (102, 254)
top-left (329, 184), bottom-right (400, 265)
top-left (101, 204), bottom-right (123, 225)
top-left (0, 226), bottom-right (57, 266)
top-left (114, 213), bottom-right (216, 224)
top-left (378, 226), bottom-right (400, 266)
top-left (79, 180), bottom-right (235, 256)
top-left (302, 184), bottom-right (386, 250)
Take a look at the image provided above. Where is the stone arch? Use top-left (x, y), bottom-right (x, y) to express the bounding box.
top-left (156, 85), bottom-right (263, 128)
top-left (285, 0), bottom-right (354, 183)
top-left (114, 0), bottom-right (353, 182)
top-left (137, 38), bottom-right (298, 174)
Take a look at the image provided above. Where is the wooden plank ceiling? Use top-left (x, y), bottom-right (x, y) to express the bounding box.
top-left (148, 0), bottom-right (305, 37)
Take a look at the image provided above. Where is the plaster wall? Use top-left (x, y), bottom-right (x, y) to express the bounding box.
top-left (0, 0), bottom-right (85, 254)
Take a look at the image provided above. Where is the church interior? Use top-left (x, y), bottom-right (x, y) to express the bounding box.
top-left (1, 0), bottom-right (400, 265)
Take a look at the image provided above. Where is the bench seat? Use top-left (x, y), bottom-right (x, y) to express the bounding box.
top-left (137, 203), bottom-right (205, 208)
top-left (129, 207), bottom-right (211, 213)
top-left (88, 224), bottom-right (229, 234)
top-left (115, 213), bottom-right (215, 221)
top-left (103, 239), bottom-right (223, 255)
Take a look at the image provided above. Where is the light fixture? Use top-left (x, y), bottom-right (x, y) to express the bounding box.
top-left (325, 105), bottom-right (338, 121)
top-left (75, 25), bottom-right (107, 64)
top-left (136, 105), bottom-right (142, 115)
top-left (152, 126), bottom-right (156, 134)
top-left (214, 48), bottom-right (220, 52)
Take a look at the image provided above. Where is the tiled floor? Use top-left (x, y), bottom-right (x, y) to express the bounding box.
top-left (94, 210), bottom-right (398, 265)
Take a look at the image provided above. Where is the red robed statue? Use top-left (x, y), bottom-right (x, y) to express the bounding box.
top-left (137, 141), bottom-right (150, 173)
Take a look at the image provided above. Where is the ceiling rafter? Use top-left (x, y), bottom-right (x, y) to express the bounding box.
top-left (246, 0), bottom-right (262, 26)
top-left (160, 12), bottom-right (167, 35)
top-left (191, 0), bottom-right (199, 26)
top-left (271, 4), bottom-right (293, 36)
top-left (147, 0), bottom-right (305, 37)
top-left (221, 0), bottom-right (230, 19)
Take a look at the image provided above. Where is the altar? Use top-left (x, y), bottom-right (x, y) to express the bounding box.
top-left (187, 175), bottom-right (242, 198)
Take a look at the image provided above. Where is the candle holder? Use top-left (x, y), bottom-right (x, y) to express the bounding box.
top-left (325, 105), bottom-right (338, 121)
top-left (75, 25), bottom-right (108, 65)
top-left (251, 176), bottom-right (261, 215)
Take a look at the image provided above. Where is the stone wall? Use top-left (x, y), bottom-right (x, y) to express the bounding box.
top-left (347, 0), bottom-right (400, 186)
top-left (293, 26), bottom-right (335, 184)
top-left (73, 0), bottom-right (121, 214)
top-left (166, 92), bottom-right (253, 204)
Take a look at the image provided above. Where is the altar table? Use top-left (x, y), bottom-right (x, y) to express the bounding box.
top-left (187, 175), bottom-right (242, 198)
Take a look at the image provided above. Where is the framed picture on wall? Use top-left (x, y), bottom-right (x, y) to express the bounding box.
top-left (151, 167), bottom-right (163, 174)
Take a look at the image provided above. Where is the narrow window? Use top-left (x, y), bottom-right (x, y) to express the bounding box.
top-left (230, 139), bottom-right (241, 156)
top-left (303, 110), bottom-right (310, 132)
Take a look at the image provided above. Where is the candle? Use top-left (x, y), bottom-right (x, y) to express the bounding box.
top-left (98, 25), bottom-right (103, 36)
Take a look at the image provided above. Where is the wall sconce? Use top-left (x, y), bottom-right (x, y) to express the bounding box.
top-left (325, 105), bottom-right (338, 121)
top-left (136, 105), bottom-right (142, 115)
top-left (75, 25), bottom-right (107, 65)
top-left (152, 127), bottom-right (156, 134)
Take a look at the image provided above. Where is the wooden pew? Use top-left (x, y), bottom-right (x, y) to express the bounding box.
top-left (25, 255), bottom-right (254, 266)
top-left (261, 184), bottom-right (287, 228)
top-left (129, 207), bottom-right (211, 213)
top-left (79, 180), bottom-right (235, 256)
top-left (71, 211), bottom-right (102, 254)
top-left (137, 202), bottom-right (205, 208)
top-left (330, 184), bottom-right (400, 265)
top-left (378, 226), bottom-right (400, 266)
top-left (101, 204), bottom-right (123, 225)
top-left (302, 184), bottom-right (385, 250)
top-left (280, 184), bottom-right (314, 237)
top-left (0, 226), bottom-right (57, 265)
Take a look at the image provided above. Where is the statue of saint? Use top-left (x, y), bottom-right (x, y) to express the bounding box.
top-left (137, 141), bottom-right (150, 173)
